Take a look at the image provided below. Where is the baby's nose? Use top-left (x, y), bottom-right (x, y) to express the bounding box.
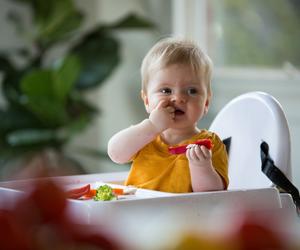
top-left (171, 93), bottom-right (186, 103)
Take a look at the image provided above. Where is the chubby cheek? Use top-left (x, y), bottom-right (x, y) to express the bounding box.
top-left (143, 93), bottom-right (156, 113)
top-left (147, 95), bottom-right (167, 112)
top-left (191, 108), bottom-right (203, 121)
top-left (189, 102), bottom-right (206, 120)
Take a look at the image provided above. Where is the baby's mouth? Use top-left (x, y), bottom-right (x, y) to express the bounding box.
top-left (174, 108), bottom-right (185, 116)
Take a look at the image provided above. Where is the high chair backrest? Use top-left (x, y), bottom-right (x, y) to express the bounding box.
top-left (209, 92), bottom-right (292, 190)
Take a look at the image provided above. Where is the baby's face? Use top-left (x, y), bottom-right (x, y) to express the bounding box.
top-left (143, 63), bottom-right (210, 128)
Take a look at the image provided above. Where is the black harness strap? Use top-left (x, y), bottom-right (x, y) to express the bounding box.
top-left (260, 141), bottom-right (300, 213)
top-left (222, 137), bottom-right (231, 155)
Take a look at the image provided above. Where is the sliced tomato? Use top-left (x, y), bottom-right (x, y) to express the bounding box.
top-left (81, 189), bottom-right (97, 200)
top-left (66, 184), bottom-right (90, 199)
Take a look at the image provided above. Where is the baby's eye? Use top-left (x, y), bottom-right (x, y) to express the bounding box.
top-left (160, 88), bottom-right (172, 95)
top-left (187, 88), bottom-right (198, 96)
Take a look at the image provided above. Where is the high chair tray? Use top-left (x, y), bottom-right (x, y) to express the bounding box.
top-left (0, 171), bottom-right (295, 223)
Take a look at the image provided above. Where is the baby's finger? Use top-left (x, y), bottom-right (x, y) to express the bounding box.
top-left (186, 144), bottom-right (197, 160)
top-left (186, 144), bottom-right (195, 149)
top-left (193, 145), bottom-right (205, 159)
top-left (156, 100), bottom-right (169, 109)
top-left (199, 145), bottom-right (211, 159)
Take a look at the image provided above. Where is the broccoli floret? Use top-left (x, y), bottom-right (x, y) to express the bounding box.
top-left (94, 184), bottom-right (117, 201)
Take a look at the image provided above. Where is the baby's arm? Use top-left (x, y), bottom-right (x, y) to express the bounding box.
top-left (186, 145), bottom-right (224, 192)
top-left (108, 100), bottom-right (175, 164)
top-left (108, 119), bottom-right (159, 164)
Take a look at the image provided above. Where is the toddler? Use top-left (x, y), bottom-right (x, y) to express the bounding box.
top-left (108, 37), bottom-right (228, 193)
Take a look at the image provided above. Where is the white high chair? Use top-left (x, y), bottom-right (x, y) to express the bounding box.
top-left (209, 91), bottom-right (292, 190)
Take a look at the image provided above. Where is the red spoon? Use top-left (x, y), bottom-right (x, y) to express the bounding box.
top-left (168, 139), bottom-right (213, 155)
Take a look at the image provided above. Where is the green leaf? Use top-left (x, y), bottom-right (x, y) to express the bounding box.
top-left (0, 55), bottom-right (22, 104)
top-left (21, 70), bottom-right (54, 97)
top-left (0, 107), bottom-right (42, 133)
top-left (33, 0), bottom-right (74, 25)
top-left (109, 13), bottom-right (156, 29)
top-left (6, 129), bottom-right (58, 146)
top-left (26, 98), bottom-right (67, 126)
top-left (0, 54), bottom-right (17, 79)
top-left (20, 70), bottom-right (68, 125)
top-left (0, 54), bottom-right (12, 71)
top-left (53, 55), bottom-right (81, 102)
top-left (72, 34), bottom-right (120, 90)
top-left (14, 0), bottom-right (83, 47)
top-left (38, 9), bottom-right (83, 47)
top-left (0, 62), bottom-right (30, 107)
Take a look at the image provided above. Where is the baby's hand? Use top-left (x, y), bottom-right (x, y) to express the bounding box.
top-left (186, 144), bottom-right (212, 167)
top-left (149, 100), bottom-right (175, 132)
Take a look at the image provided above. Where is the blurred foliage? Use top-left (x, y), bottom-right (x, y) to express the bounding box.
top-left (0, 0), bottom-right (154, 177)
top-left (211, 0), bottom-right (300, 67)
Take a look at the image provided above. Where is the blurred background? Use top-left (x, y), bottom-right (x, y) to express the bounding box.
top-left (0, 0), bottom-right (300, 189)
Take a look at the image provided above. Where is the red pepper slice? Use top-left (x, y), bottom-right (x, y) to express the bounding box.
top-left (168, 139), bottom-right (213, 155)
top-left (66, 184), bottom-right (91, 199)
top-left (81, 189), bottom-right (97, 200)
top-left (112, 188), bottom-right (124, 195)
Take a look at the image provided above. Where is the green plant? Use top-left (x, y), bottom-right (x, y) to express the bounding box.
top-left (0, 0), bottom-right (154, 177)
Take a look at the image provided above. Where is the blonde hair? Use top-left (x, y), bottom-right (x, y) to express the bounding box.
top-left (141, 37), bottom-right (213, 93)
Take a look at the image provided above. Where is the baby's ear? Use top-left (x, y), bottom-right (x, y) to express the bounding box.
top-left (204, 103), bottom-right (209, 115)
top-left (204, 95), bottom-right (211, 115)
top-left (141, 90), bottom-right (150, 113)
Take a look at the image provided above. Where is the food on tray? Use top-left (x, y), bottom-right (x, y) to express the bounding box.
top-left (82, 189), bottom-right (97, 199)
top-left (112, 188), bottom-right (124, 195)
top-left (168, 138), bottom-right (213, 155)
top-left (66, 184), bottom-right (90, 199)
top-left (94, 184), bottom-right (117, 201)
top-left (66, 184), bottom-right (137, 200)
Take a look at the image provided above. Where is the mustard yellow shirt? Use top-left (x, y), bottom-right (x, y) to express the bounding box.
top-left (125, 130), bottom-right (228, 193)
